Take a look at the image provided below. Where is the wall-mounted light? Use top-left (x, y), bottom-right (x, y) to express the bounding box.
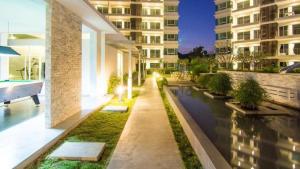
top-left (0, 46), bottom-right (20, 57)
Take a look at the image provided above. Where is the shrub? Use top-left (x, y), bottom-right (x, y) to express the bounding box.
top-left (157, 77), bottom-right (168, 89)
top-left (197, 74), bottom-right (215, 88)
top-left (234, 78), bottom-right (265, 110)
top-left (208, 73), bottom-right (232, 95)
top-left (192, 64), bottom-right (209, 76)
top-left (261, 66), bottom-right (279, 73)
top-left (108, 74), bottom-right (121, 94)
top-left (292, 68), bottom-right (300, 73)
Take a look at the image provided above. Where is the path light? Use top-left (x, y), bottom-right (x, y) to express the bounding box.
top-left (116, 85), bottom-right (125, 102)
top-left (153, 72), bottom-right (161, 79)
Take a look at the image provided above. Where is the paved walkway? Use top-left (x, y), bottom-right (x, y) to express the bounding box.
top-left (107, 78), bottom-right (184, 169)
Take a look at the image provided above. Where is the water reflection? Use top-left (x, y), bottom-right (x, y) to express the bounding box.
top-left (171, 86), bottom-right (300, 169)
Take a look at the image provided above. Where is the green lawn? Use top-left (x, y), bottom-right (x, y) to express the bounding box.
top-left (157, 79), bottom-right (203, 169)
top-left (27, 91), bottom-right (140, 169)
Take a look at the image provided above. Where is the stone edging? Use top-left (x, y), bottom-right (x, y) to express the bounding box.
top-left (163, 86), bottom-right (231, 169)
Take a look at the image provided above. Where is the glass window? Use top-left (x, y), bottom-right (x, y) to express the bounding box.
top-left (141, 22), bottom-right (148, 30)
top-left (165, 6), bottom-right (178, 12)
top-left (164, 34), bottom-right (178, 41)
top-left (254, 13), bottom-right (260, 23)
top-left (294, 43), bottom-right (300, 55)
top-left (124, 8), bottom-right (131, 15)
top-left (279, 8), bottom-right (288, 17)
top-left (279, 26), bottom-right (288, 36)
top-left (142, 36), bottom-right (148, 43)
top-left (150, 9), bottom-right (160, 15)
top-left (164, 20), bottom-right (178, 26)
top-left (293, 24), bottom-right (300, 35)
top-left (111, 8), bottom-right (122, 14)
top-left (150, 50), bottom-right (161, 58)
top-left (293, 5), bottom-right (300, 15)
top-left (254, 30), bottom-right (260, 39)
top-left (97, 6), bottom-right (108, 14)
top-left (237, 0), bottom-right (250, 10)
top-left (164, 48), bottom-right (178, 55)
top-left (280, 44), bottom-right (289, 55)
top-left (124, 21), bottom-right (131, 29)
top-left (150, 36), bottom-right (161, 44)
top-left (142, 49), bottom-right (147, 57)
top-left (112, 21), bottom-right (122, 29)
top-left (142, 8), bottom-right (148, 15)
top-left (150, 22), bottom-right (160, 29)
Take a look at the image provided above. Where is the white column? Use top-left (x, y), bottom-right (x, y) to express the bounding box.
top-left (0, 34), bottom-right (9, 80)
top-left (97, 31), bottom-right (107, 95)
top-left (128, 49), bottom-right (132, 99)
top-left (138, 53), bottom-right (141, 86)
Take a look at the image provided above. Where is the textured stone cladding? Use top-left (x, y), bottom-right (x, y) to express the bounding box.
top-left (221, 71), bottom-right (300, 109)
top-left (45, 0), bottom-right (82, 127)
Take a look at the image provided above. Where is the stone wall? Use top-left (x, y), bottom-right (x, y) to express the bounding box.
top-left (45, 0), bottom-right (82, 127)
top-left (221, 71), bottom-right (300, 109)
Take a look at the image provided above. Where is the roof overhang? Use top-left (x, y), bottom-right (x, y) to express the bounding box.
top-left (106, 34), bottom-right (139, 54)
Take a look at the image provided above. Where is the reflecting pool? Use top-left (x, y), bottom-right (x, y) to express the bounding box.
top-left (170, 86), bottom-right (300, 169)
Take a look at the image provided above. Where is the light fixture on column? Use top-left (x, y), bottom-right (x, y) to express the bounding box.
top-left (0, 46), bottom-right (20, 57)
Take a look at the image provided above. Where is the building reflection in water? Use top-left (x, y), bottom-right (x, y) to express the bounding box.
top-left (231, 111), bottom-right (300, 169)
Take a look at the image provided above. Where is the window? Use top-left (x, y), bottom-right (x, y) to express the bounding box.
top-left (150, 50), bottom-right (161, 58)
top-left (279, 8), bottom-right (288, 17)
top-left (142, 8), bottom-right (148, 15)
top-left (293, 5), bottom-right (300, 15)
top-left (141, 22), bottom-right (148, 30)
top-left (150, 9), bottom-right (161, 16)
top-left (216, 1), bottom-right (232, 11)
top-left (280, 44), bottom-right (289, 55)
top-left (142, 36), bottom-right (148, 43)
top-left (237, 31), bottom-right (250, 40)
top-left (112, 21), bottom-right (122, 29)
top-left (97, 6), bottom-right (108, 14)
top-left (142, 49), bottom-right (147, 57)
top-left (150, 22), bottom-right (160, 29)
top-left (111, 8), bottom-right (122, 14)
top-left (150, 63), bottom-right (160, 69)
top-left (279, 26), bottom-right (288, 36)
top-left (237, 16), bottom-right (250, 25)
top-left (164, 34), bottom-right (178, 41)
top-left (253, 46), bottom-right (261, 54)
top-left (216, 32), bottom-right (232, 40)
top-left (165, 6), bottom-right (178, 12)
top-left (254, 13), bottom-right (260, 23)
top-left (237, 0), bottom-right (250, 10)
top-left (238, 47), bottom-right (250, 55)
top-left (254, 30), bottom-right (260, 39)
top-left (216, 16), bottom-right (232, 25)
top-left (124, 21), bottom-right (131, 29)
top-left (294, 43), bottom-right (300, 55)
top-left (165, 20), bottom-right (178, 27)
top-left (124, 8), bottom-right (131, 15)
top-left (150, 36), bottom-right (161, 44)
top-left (293, 24), bottom-right (300, 35)
top-left (164, 48), bottom-right (178, 55)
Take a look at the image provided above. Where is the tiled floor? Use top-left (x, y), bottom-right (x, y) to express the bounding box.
top-left (107, 78), bottom-right (184, 169)
top-left (0, 95), bottom-right (112, 169)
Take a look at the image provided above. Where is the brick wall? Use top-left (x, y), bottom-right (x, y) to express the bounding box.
top-left (221, 71), bottom-right (300, 109)
top-left (45, 0), bottom-right (82, 127)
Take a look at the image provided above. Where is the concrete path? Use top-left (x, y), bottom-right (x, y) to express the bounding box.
top-left (107, 78), bottom-right (184, 169)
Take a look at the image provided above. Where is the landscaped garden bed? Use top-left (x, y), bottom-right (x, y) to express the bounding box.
top-left (26, 91), bottom-right (140, 169)
top-left (157, 77), bottom-right (203, 169)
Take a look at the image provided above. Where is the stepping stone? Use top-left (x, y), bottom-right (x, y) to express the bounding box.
top-left (49, 142), bottom-right (105, 161)
top-left (102, 105), bottom-right (128, 112)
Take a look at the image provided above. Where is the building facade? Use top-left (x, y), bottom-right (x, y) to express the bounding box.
top-left (89, 0), bottom-right (180, 69)
top-left (215, 0), bottom-right (300, 69)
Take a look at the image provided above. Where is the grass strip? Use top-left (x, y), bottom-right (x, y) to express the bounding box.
top-left (27, 91), bottom-right (140, 169)
top-left (157, 82), bottom-right (203, 169)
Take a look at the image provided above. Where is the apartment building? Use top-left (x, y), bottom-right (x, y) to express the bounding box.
top-left (89, 0), bottom-right (180, 69)
top-left (215, 0), bottom-right (300, 69)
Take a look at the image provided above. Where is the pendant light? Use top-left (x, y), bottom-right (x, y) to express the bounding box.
top-left (0, 22), bottom-right (20, 57)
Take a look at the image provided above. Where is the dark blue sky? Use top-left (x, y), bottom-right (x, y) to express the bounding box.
top-left (179, 0), bottom-right (215, 54)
